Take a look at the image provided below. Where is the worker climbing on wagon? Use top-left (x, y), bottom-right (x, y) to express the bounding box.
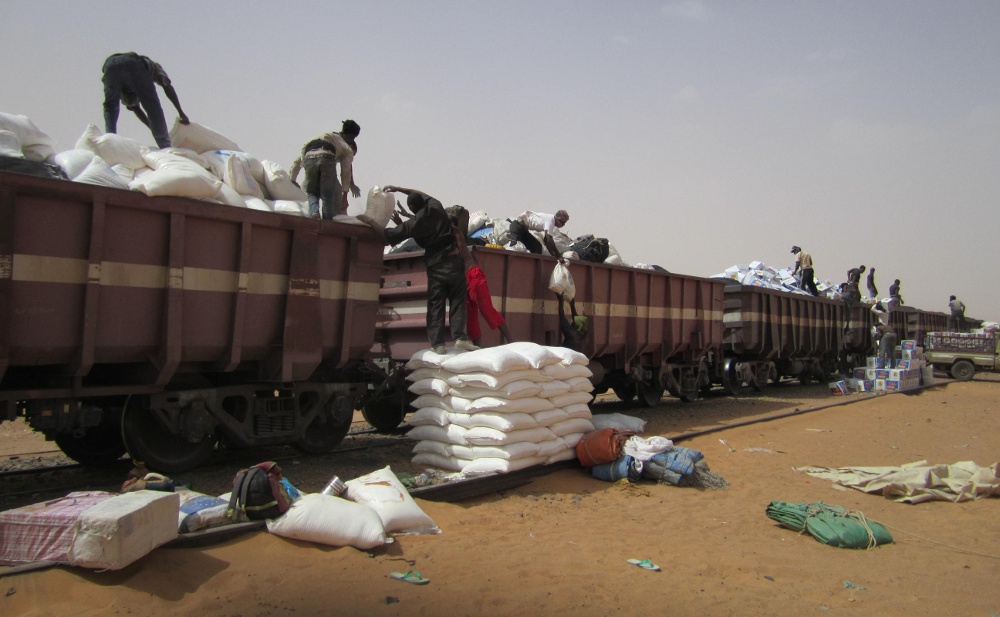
top-left (101, 52), bottom-right (189, 148)
top-left (842, 264), bottom-right (864, 307)
top-left (359, 186), bottom-right (478, 355)
top-left (889, 279), bottom-right (903, 308)
top-left (508, 210), bottom-right (569, 257)
top-left (289, 120), bottom-right (361, 220)
top-left (949, 295), bottom-right (966, 332)
top-left (866, 267), bottom-right (878, 301)
top-left (791, 246), bottom-right (820, 296)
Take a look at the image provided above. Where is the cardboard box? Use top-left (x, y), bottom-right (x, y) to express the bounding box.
top-left (865, 368), bottom-right (878, 380)
top-left (829, 381), bottom-right (848, 396)
top-left (901, 340), bottom-right (916, 350)
top-left (885, 379), bottom-right (901, 391)
top-left (875, 379), bottom-right (887, 391)
top-left (875, 369), bottom-right (890, 380)
top-left (853, 368), bottom-right (867, 379)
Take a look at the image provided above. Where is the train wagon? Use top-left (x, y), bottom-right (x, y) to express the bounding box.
top-left (363, 247), bottom-right (726, 431)
top-left (704, 281), bottom-right (875, 394)
top-left (0, 171), bottom-right (383, 472)
top-left (888, 305), bottom-right (951, 347)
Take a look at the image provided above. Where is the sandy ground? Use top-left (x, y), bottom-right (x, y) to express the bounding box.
top-left (2, 377), bottom-right (999, 617)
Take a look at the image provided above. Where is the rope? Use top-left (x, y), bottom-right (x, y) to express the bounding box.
top-left (846, 509), bottom-right (878, 550)
top-left (883, 523), bottom-right (1000, 560)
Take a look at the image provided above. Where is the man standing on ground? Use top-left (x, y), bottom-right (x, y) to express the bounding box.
top-left (364, 186), bottom-right (478, 354)
top-left (289, 120), bottom-right (361, 220)
top-left (102, 52), bottom-right (189, 148)
top-left (791, 246), bottom-right (820, 296)
top-left (949, 295), bottom-right (966, 332)
top-left (509, 210), bottom-right (569, 257)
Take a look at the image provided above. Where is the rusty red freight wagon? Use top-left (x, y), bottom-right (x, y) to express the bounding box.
top-left (363, 247), bottom-right (726, 431)
top-left (705, 280), bottom-right (874, 394)
top-left (0, 171), bottom-right (383, 472)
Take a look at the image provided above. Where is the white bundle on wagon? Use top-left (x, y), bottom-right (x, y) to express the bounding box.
top-left (405, 342), bottom-right (595, 477)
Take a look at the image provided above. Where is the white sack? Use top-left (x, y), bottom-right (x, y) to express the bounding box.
top-left (168, 119), bottom-right (241, 153)
top-left (549, 417), bottom-right (596, 437)
top-left (214, 182), bottom-right (247, 207)
top-left (130, 151), bottom-right (222, 199)
top-left (344, 466), bottom-right (439, 535)
top-left (541, 363), bottom-right (593, 380)
top-left (111, 164), bottom-right (137, 182)
top-left (262, 160), bottom-right (307, 201)
top-left (446, 411), bottom-right (539, 432)
top-left (54, 149), bottom-right (96, 179)
top-left (548, 261), bottom-right (576, 301)
top-left (464, 425), bottom-right (557, 446)
top-left (590, 413), bottom-right (647, 433)
top-left (265, 494), bottom-right (389, 549)
top-left (273, 199), bottom-right (308, 217)
top-left (159, 147), bottom-right (210, 169)
top-left (243, 197), bottom-right (273, 212)
top-left (364, 186), bottom-right (395, 228)
top-left (448, 380), bottom-right (543, 400)
top-left (413, 440), bottom-right (541, 461)
top-left (0, 130), bottom-right (23, 158)
top-left (411, 452), bottom-right (469, 472)
top-left (74, 155), bottom-right (130, 189)
top-left (462, 455), bottom-right (547, 477)
top-left (407, 423), bottom-right (469, 445)
top-left (75, 123), bottom-right (147, 169)
top-left (0, 112), bottom-right (57, 162)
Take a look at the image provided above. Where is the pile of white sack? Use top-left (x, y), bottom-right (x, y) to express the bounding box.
top-left (405, 342), bottom-right (596, 477)
top-left (1, 111), bottom-right (403, 223)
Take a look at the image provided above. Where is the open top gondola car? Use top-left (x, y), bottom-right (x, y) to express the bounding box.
top-left (0, 171), bottom-right (383, 472)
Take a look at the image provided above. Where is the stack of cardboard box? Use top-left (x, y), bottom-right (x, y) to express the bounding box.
top-left (842, 340), bottom-right (925, 394)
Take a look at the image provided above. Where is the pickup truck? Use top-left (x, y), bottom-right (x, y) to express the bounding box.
top-left (923, 331), bottom-right (999, 381)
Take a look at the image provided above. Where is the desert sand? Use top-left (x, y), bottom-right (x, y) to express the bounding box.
top-left (2, 378), bottom-right (999, 617)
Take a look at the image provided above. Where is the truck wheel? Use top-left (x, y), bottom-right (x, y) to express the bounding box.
top-left (294, 394), bottom-right (353, 454)
top-left (950, 360), bottom-right (975, 381)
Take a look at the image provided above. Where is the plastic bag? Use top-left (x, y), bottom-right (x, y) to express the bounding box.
top-left (548, 261), bottom-right (576, 301)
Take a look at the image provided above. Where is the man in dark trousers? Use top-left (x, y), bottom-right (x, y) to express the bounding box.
top-left (949, 295), bottom-right (966, 332)
top-left (365, 186), bottom-right (479, 355)
top-left (102, 52), bottom-right (189, 148)
top-left (289, 120), bottom-right (361, 220)
top-left (509, 210), bottom-right (569, 257)
top-left (791, 245), bottom-right (820, 296)
top-left (875, 322), bottom-right (898, 370)
top-left (842, 264), bottom-right (865, 307)
top-left (889, 279), bottom-right (903, 307)
top-left (866, 267), bottom-right (878, 300)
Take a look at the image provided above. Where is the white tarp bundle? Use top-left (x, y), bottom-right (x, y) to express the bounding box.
top-left (406, 342), bottom-right (595, 477)
top-left (795, 460), bottom-right (1000, 504)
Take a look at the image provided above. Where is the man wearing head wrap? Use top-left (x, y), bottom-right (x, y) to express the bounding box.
top-left (289, 119), bottom-right (361, 220)
top-left (509, 210), bottom-right (569, 257)
top-left (790, 245), bottom-right (820, 296)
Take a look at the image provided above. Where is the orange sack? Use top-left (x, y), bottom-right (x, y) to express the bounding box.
top-left (575, 428), bottom-right (627, 467)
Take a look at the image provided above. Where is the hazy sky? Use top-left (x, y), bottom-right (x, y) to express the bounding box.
top-left (4, 1), bottom-right (999, 321)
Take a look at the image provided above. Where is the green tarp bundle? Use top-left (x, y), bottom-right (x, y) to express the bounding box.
top-left (765, 501), bottom-right (893, 549)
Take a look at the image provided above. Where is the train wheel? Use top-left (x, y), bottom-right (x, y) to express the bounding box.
top-left (121, 378), bottom-right (217, 474)
top-left (362, 391), bottom-right (409, 433)
top-left (294, 394), bottom-right (354, 454)
top-left (722, 359), bottom-right (752, 396)
top-left (950, 360), bottom-right (975, 381)
top-left (612, 383), bottom-right (636, 402)
top-left (637, 375), bottom-right (665, 407)
top-left (54, 411), bottom-right (127, 466)
top-left (751, 364), bottom-right (773, 392)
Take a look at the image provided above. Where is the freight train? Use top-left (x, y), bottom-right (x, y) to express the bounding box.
top-left (0, 170), bottom-right (964, 471)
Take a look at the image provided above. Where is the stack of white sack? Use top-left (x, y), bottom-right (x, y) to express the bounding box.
top-left (405, 342), bottom-right (595, 477)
